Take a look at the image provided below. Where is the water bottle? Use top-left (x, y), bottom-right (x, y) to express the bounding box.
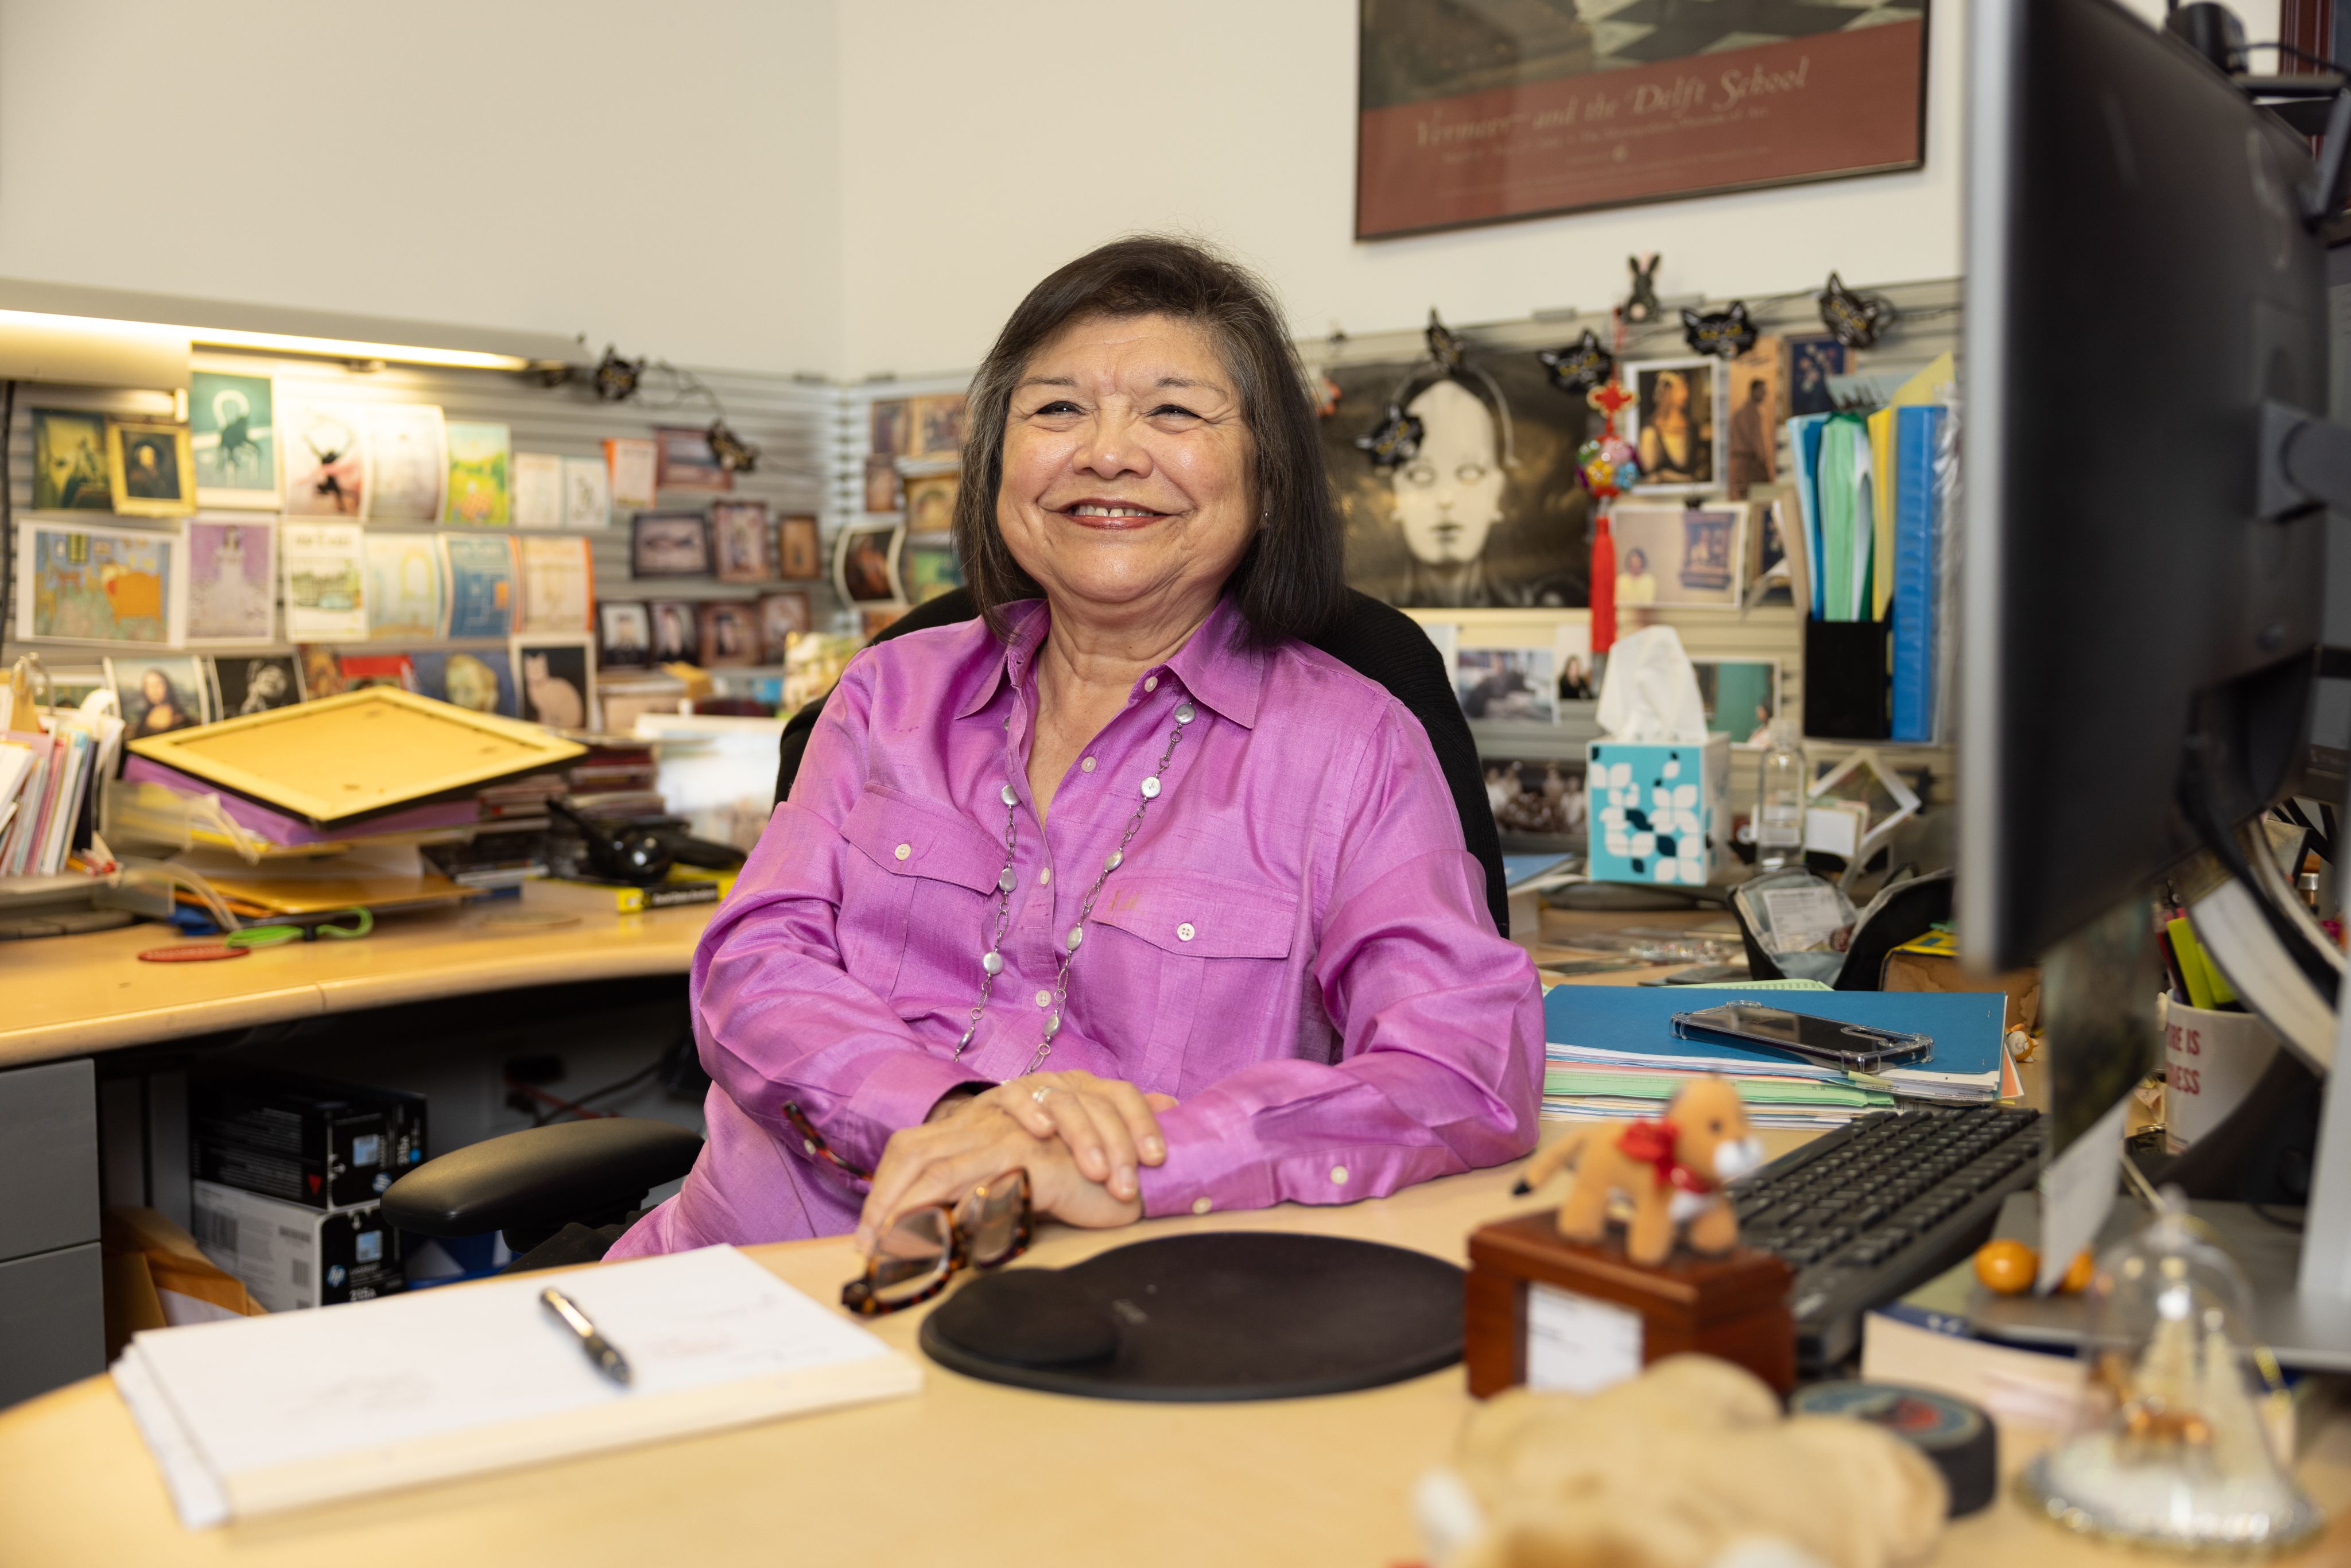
top-left (1755, 721), bottom-right (1806, 870)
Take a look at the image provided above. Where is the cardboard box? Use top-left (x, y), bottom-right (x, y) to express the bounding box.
top-left (191, 1070), bottom-right (427, 1212)
top-left (1586, 735), bottom-right (1731, 886)
top-left (191, 1179), bottom-right (406, 1311)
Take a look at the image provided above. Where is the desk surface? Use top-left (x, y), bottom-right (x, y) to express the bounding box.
top-left (3, 1151), bottom-right (2344, 1567)
top-left (0, 884), bottom-right (715, 1070)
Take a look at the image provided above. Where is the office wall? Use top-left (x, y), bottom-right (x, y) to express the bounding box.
top-left (0, 0), bottom-right (844, 375)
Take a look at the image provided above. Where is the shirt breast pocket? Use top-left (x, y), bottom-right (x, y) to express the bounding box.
top-left (838, 785), bottom-right (1007, 1008)
top-left (1088, 870), bottom-right (1300, 1095)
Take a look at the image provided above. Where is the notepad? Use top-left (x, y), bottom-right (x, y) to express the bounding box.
top-left (114, 1244), bottom-right (920, 1528)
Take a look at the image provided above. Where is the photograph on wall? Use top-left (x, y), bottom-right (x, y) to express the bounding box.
top-left (712, 499), bottom-right (774, 582)
top-left (182, 518), bottom-right (276, 645)
top-left (209, 653), bottom-right (306, 717)
top-left (410, 650), bottom-right (515, 717)
top-left (1690, 657), bottom-right (1780, 746)
top-left (364, 532), bottom-right (447, 641)
top-left (513, 451), bottom-right (563, 529)
top-left (1454, 646), bottom-right (1558, 723)
top-left (777, 514), bottom-right (823, 580)
top-left (898, 533), bottom-right (963, 606)
top-left (106, 655), bottom-right (211, 738)
top-left (1724, 338), bottom-right (1783, 500)
top-left (17, 521), bottom-right (180, 645)
top-left (1787, 336), bottom-right (1849, 417)
top-left (870, 398), bottom-right (910, 459)
top-left (909, 394), bottom-right (968, 460)
top-left (30, 408), bottom-right (112, 510)
top-left (1355, 0), bottom-right (1927, 238)
top-left (441, 533), bottom-right (519, 640)
top-left (1484, 756), bottom-right (1587, 840)
top-left (1322, 354), bottom-right (1590, 609)
top-left (758, 591), bottom-right (812, 663)
top-left (654, 426), bottom-right (732, 492)
top-left (445, 421), bottom-right (512, 525)
top-left (835, 520), bottom-right (902, 606)
top-left (864, 455), bottom-right (901, 514)
top-left (902, 473), bottom-right (957, 535)
top-left (562, 455), bottom-right (613, 529)
top-left (189, 370), bottom-right (279, 509)
top-left (107, 418), bottom-right (196, 517)
top-left (296, 645), bottom-right (348, 698)
top-left (510, 635), bottom-right (597, 729)
top-left (336, 652), bottom-right (416, 692)
top-left (518, 535), bottom-right (595, 633)
top-left (600, 601), bottom-right (654, 669)
top-left (279, 396), bottom-right (367, 517)
top-left (604, 437), bottom-right (659, 510)
top-left (1607, 502), bottom-right (1746, 608)
top-left (1623, 357), bottom-right (1721, 494)
top-left (631, 511), bottom-right (712, 577)
top-left (697, 601), bottom-right (759, 667)
top-left (362, 403), bottom-right (448, 522)
top-left (650, 600), bottom-right (698, 664)
top-left (280, 521), bottom-right (367, 641)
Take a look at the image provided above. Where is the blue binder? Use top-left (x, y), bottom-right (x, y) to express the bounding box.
top-left (1889, 406), bottom-right (1947, 742)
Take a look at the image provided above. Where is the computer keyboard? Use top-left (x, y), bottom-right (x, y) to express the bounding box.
top-left (1727, 1105), bottom-right (2045, 1371)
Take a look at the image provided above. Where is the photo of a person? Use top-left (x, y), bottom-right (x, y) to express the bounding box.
top-left (1558, 654), bottom-right (1594, 701)
top-left (441, 654), bottom-right (503, 714)
top-left (600, 601), bottom-right (653, 669)
top-left (836, 523), bottom-right (900, 604)
top-left (220, 657), bottom-right (301, 716)
top-left (1454, 647), bottom-right (1559, 723)
top-left (1616, 546), bottom-right (1658, 606)
top-left (1726, 375), bottom-right (1775, 499)
top-left (1484, 759), bottom-right (1586, 837)
top-left (119, 663), bottom-right (199, 737)
top-left (651, 601), bottom-right (697, 663)
top-left (1631, 364), bottom-right (1716, 488)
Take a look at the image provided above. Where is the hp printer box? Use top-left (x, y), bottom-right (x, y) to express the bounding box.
top-left (190, 1069), bottom-right (427, 1212)
top-left (192, 1179), bottom-right (406, 1311)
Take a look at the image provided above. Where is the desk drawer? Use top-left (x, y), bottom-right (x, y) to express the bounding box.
top-left (0, 1243), bottom-right (104, 1408)
top-left (0, 1059), bottom-right (99, 1262)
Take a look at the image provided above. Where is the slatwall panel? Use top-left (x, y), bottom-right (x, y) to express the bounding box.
top-left (1, 352), bottom-right (841, 693)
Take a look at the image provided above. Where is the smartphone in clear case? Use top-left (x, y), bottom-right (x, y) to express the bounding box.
top-left (1670, 1002), bottom-right (1935, 1071)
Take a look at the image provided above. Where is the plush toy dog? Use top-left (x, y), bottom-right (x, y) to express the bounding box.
top-left (1515, 1077), bottom-right (1766, 1266)
top-left (1415, 1356), bottom-right (1948, 1568)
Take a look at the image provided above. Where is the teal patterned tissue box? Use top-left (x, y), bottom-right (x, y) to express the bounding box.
top-left (1586, 736), bottom-right (1731, 886)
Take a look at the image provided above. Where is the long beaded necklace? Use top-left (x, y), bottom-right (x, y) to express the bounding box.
top-left (954, 697), bottom-right (1198, 1074)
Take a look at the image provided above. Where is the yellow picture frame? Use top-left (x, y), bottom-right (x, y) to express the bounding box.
top-left (126, 686), bottom-right (585, 828)
top-left (106, 417), bottom-right (197, 517)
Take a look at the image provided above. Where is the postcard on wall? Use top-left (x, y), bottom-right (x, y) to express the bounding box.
top-left (758, 591), bottom-right (810, 663)
top-left (180, 518), bottom-right (276, 645)
top-left (189, 370), bottom-right (280, 509)
top-left (409, 649), bottom-right (515, 717)
top-left (30, 408), bottom-right (113, 511)
top-left (599, 601), bottom-right (653, 670)
top-left (16, 519), bottom-right (181, 646)
top-left (278, 395), bottom-right (368, 517)
top-left (1787, 336), bottom-right (1850, 417)
top-left (869, 398), bottom-right (910, 459)
top-left (1608, 503), bottom-right (1747, 609)
top-left (107, 654), bottom-right (212, 738)
top-left (697, 601), bottom-right (759, 667)
top-left (518, 534), bottom-right (595, 634)
top-left (1623, 358), bottom-right (1724, 495)
top-left (362, 403), bottom-right (448, 522)
top-left (604, 437), bottom-right (659, 511)
top-left (107, 418), bottom-right (197, 517)
top-left (654, 425), bottom-right (731, 492)
top-left (210, 653), bottom-right (306, 717)
top-left (902, 473), bottom-right (956, 536)
top-left (1725, 339), bottom-right (1783, 500)
top-left (909, 395), bottom-right (968, 461)
top-left (363, 532), bottom-right (448, 641)
top-left (280, 521), bottom-right (368, 642)
top-left (440, 532), bottom-right (519, 640)
top-left (711, 499), bottom-right (774, 583)
top-left (863, 455), bottom-right (901, 514)
top-left (445, 421), bottom-right (512, 525)
top-left (1454, 646), bottom-right (1557, 723)
top-left (511, 634), bottom-right (598, 729)
top-left (335, 652), bottom-right (416, 692)
top-left (650, 600), bottom-right (697, 663)
top-left (631, 511), bottom-right (712, 577)
top-left (834, 520), bottom-right (902, 606)
top-left (562, 455), bottom-right (612, 529)
top-left (1691, 657), bottom-right (1782, 746)
top-left (897, 532), bottom-right (963, 606)
top-left (513, 451), bottom-right (563, 529)
top-left (777, 514), bottom-right (823, 580)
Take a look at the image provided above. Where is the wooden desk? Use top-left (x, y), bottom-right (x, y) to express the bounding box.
top-left (3, 1153), bottom-right (2344, 1566)
top-left (0, 884), bottom-right (716, 1070)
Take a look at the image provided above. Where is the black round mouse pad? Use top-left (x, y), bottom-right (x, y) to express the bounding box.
top-left (918, 1231), bottom-right (1464, 1402)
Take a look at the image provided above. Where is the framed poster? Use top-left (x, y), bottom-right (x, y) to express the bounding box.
top-left (1355, 0), bottom-right (1928, 238)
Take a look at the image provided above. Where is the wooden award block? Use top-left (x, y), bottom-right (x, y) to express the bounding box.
top-left (1464, 1212), bottom-right (1796, 1399)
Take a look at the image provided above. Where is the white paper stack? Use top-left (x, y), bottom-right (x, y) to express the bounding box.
top-left (114, 1245), bottom-right (920, 1528)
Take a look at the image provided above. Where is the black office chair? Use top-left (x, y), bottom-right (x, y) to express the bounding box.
top-left (384, 588), bottom-right (1508, 1267)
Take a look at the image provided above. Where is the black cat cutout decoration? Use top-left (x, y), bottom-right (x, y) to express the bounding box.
top-left (1425, 310), bottom-right (1469, 374)
top-left (1538, 330), bottom-right (1616, 395)
top-left (706, 419), bottom-right (759, 475)
top-left (1624, 255), bottom-right (1663, 324)
top-left (1355, 403), bottom-right (1424, 469)
top-left (592, 346), bottom-right (645, 402)
top-left (1681, 302), bottom-right (1758, 360)
top-left (1818, 273), bottom-right (1896, 348)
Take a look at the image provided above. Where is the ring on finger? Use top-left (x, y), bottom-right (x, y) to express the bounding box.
top-left (1031, 1084), bottom-right (1062, 1107)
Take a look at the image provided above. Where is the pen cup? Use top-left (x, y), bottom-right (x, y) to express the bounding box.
top-left (2157, 995), bottom-right (2280, 1154)
top-left (1801, 618), bottom-right (1890, 741)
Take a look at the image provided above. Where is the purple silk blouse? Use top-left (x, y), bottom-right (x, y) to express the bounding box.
top-left (607, 597), bottom-right (1543, 1259)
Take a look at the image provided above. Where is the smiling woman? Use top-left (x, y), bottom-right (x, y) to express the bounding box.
top-left (604, 236), bottom-right (1543, 1268)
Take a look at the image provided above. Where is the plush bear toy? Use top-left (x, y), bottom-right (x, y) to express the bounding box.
top-left (1415, 1356), bottom-right (1949, 1568)
top-left (1515, 1077), bottom-right (1765, 1266)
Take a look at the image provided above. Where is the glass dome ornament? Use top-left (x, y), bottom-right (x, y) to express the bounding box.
top-left (2019, 1189), bottom-right (2324, 1554)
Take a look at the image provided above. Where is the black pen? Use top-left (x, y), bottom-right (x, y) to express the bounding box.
top-left (541, 1285), bottom-right (633, 1386)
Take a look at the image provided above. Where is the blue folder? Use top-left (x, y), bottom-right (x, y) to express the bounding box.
top-left (1544, 984), bottom-right (2004, 1082)
top-left (1889, 405), bottom-right (1947, 742)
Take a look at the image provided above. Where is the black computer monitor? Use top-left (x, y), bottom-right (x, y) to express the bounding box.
top-left (1958, 0), bottom-right (2330, 971)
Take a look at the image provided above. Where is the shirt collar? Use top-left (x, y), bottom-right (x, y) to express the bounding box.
top-left (952, 596), bottom-right (1264, 729)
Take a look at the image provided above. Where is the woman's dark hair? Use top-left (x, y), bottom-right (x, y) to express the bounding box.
top-left (952, 235), bottom-right (1344, 649)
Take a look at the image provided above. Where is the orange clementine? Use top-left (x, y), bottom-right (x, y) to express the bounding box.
top-left (1974, 1237), bottom-right (2039, 1294)
top-left (2060, 1249), bottom-right (2096, 1293)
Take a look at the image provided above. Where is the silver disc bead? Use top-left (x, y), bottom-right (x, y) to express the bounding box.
top-left (1000, 783), bottom-right (1018, 806)
top-left (1140, 776), bottom-right (1161, 799)
top-left (1175, 703), bottom-right (1196, 724)
top-left (998, 868), bottom-right (1016, 892)
top-left (1066, 926), bottom-right (1084, 951)
top-left (1104, 849), bottom-right (1123, 872)
top-left (981, 950), bottom-right (1004, 975)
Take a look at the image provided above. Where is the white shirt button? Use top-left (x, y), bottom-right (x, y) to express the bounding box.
top-left (1039, 867), bottom-right (1053, 885)
top-left (1330, 1165), bottom-right (1349, 1186)
top-left (1191, 1197), bottom-right (1213, 1216)
top-left (1080, 757), bottom-right (1096, 773)
top-left (1177, 922), bottom-right (1196, 942)
top-left (893, 843), bottom-right (911, 861)
top-left (1034, 989), bottom-right (1052, 1008)
top-left (1145, 676), bottom-right (1159, 692)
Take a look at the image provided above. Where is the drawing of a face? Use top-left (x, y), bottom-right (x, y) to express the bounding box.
top-left (1391, 380), bottom-right (1503, 566)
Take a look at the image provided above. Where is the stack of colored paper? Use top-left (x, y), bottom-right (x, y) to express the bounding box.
top-left (0, 701), bottom-right (126, 878)
top-left (1540, 984), bottom-right (2011, 1128)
